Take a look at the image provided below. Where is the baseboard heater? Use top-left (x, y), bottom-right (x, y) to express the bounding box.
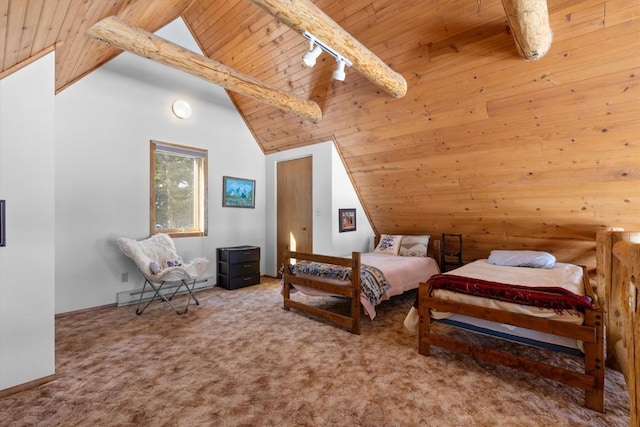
top-left (116, 277), bottom-right (213, 307)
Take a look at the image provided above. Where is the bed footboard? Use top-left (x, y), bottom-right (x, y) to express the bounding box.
top-left (282, 250), bottom-right (361, 334)
top-left (418, 267), bottom-right (605, 412)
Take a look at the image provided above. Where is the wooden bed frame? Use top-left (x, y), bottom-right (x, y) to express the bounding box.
top-left (596, 227), bottom-right (639, 424)
top-left (282, 236), bottom-right (440, 335)
top-left (282, 250), bottom-right (362, 334)
top-left (418, 262), bottom-right (606, 412)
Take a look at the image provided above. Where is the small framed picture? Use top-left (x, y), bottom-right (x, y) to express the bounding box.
top-left (339, 208), bottom-right (356, 232)
top-left (222, 176), bottom-right (255, 208)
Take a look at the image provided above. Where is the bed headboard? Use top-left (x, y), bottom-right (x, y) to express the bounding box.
top-left (596, 227), bottom-right (640, 425)
top-left (373, 234), bottom-right (441, 268)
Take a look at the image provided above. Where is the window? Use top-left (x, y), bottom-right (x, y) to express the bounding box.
top-left (150, 140), bottom-right (208, 237)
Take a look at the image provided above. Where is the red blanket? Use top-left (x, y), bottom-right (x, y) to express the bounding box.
top-left (422, 274), bottom-right (594, 313)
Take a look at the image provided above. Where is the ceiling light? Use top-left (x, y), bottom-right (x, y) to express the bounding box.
top-left (303, 45), bottom-right (323, 67)
top-left (172, 100), bottom-right (192, 119)
top-left (301, 31), bottom-right (352, 80)
top-left (333, 58), bottom-right (347, 81)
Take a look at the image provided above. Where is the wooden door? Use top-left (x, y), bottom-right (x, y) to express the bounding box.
top-left (277, 157), bottom-right (313, 277)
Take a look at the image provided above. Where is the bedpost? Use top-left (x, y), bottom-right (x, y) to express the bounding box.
top-left (597, 228), bottom-right (640, 367)
top-left (580, 265), bottom-right (605, 412)
top-left (430, 238), bottom-right (441, 272)
top-left (351, 251), bottom-right (361, 335)
top-left (418, 282), bottom-right (431, 356)
top-left (282, 250), bottom-right (292, 311)
top-left (583, 308), bottom-right (605, 412)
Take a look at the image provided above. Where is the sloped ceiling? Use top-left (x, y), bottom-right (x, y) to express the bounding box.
top-left (1, 0), bottom-right (639, 267)
top-left (1, 1), bottom-right (542, 144)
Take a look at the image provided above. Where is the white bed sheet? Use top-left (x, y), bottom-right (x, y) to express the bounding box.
top-left (292, 253), bottom-right (440, 319)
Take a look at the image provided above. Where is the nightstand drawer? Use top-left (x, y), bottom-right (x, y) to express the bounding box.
top-left (218, 260), bottom-right (259, 277)
top-left (218, 246), bottom-right (260, 264)
top-left (217, 273), bottom-right (260, 290)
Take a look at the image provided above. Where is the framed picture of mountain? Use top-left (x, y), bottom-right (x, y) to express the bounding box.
top-left (222, 176), bottom-right (255, 208)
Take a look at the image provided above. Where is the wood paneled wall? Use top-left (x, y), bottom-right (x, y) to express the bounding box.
top-left (184, 0), bottom-right (640, 271)
top-left (1, 0), bottom-right (637, 272)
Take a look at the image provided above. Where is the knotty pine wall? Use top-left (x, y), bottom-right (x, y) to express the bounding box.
top-left (184, 0), bottom-right (640, 272)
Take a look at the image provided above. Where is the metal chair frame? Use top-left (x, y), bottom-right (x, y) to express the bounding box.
top-left (135, 277), bottom-right (202, 315)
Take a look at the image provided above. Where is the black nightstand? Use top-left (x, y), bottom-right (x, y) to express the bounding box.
top-left (216, 246), bottom-right (260, 289)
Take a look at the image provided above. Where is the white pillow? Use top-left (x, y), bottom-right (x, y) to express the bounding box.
top-left (488, 250), bottom-right (556, 269)
top-left (399, 235), bottom-right (430, 257)
top-left (373, 234), bottom-right (403, 255)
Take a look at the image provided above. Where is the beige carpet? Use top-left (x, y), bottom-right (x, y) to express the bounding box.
top-left (0, 279), bottom-right (630, 426)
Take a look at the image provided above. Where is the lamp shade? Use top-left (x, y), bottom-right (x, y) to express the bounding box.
top-left (172, 100), bottom-right (192, 119)
top-left (302, 45), bottom-right (323, 67)
top-left (333, 60), bottom-right (346, 81)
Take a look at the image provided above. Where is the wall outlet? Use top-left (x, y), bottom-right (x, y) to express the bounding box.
top-left (121, 272), bottom-right (128, 283)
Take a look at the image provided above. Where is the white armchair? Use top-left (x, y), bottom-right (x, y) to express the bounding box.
top-left (116, 233), bottom-right (209, 315)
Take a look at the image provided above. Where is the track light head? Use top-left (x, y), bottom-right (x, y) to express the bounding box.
top-left (302, 45), bottom-right (323, 68)
top-left (333, 59), bottom-right (347, 81)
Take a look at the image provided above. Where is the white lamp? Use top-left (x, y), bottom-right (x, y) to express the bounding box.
top-left (333, 59), bottom-right (347, 81)
top-left (172, 100), bottom-right (192, 119)
top-left (303, 45), bottom-right (323, 67)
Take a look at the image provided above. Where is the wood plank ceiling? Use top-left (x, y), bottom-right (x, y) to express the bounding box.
top-left (1, 0), bottom-right (639, 269)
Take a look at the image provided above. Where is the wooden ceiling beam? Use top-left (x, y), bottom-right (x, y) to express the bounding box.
top-left (501, 0), bottom-right (552, 60)
top-left (85, 16), bottom-right (322, 120)
top-left (251, 0), bottom-right (408, 98)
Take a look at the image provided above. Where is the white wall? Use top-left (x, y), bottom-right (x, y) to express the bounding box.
top-left (0, 17), bottom-right (373, 392)
top-left (0, 15), bottom-right (371, 321)
top-left (54, 18), bottom-right (265, 313)
top-left (0, 53), bottom-right (56, 390)
top-left (264, 141), bottom-right (373, 276)
top-left (330, 144), bottom-right (374, 255)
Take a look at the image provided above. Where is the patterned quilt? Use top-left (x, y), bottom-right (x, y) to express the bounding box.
top-left (289, 261), bottom-right (391, 307)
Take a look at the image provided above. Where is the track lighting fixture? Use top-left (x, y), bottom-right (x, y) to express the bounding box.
top-left (302, 31), bottom-right (352, 81)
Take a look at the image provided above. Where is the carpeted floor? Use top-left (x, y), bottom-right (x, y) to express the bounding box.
top-left (0, 279), bottom-right (630, 426)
